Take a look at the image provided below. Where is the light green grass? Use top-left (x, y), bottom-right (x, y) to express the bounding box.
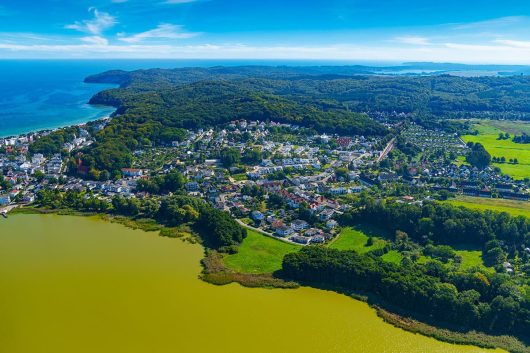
top-left (455, 155), bottom-right (468, 166)
top-left (223, 229), bottom-right (300, 273)
top-left (329, 227), bottom-right (387, 253)
top-left (484, 120), bottom-right (530, 136)
top-left (240, 217), bottom-right (253, 225)
top-left (462, 121), bottom-right (530, 179)
top-left (381, 250), bottom-right (403, 264)
top-left (232, 173), bottom-right (248, 181)
top-left (446, 196), bottom-right (530, 218)
top-left (455, 249), bottom-right (486, 271)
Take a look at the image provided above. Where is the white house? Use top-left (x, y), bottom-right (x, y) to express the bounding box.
top-left (291, 219), bottom-right (309, 231)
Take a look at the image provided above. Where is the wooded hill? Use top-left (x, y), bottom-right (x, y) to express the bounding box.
top-left (80, 66), bottom-right (530, 175)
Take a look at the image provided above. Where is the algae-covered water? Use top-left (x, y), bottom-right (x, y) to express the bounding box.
top-left (0, 214), bottom-right (501, 353)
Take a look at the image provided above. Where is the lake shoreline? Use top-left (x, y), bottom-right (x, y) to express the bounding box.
top-left (9, 207), bottom-right (528, 353)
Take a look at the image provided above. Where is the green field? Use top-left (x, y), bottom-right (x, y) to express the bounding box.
top-left (462, 121), bottom-right (530, 179)
top-left (329, 227), bottom-right (387, 253)
top-left (223, 230), bottom-right (300, 273)
top-left (231, 173), bottom-right (248, 181)
top-left (381, 250), bottom-right (403, 264)
top-left (455, 249), bottom-right (488, 271)
top-left (446, 196), bottom-right (530, 218)
top-left (484, 120), bottom-right (530, 136)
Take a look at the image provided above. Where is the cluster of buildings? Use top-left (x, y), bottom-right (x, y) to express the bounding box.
top-left (0, 125), bottom-right (105, 207)
top-left (2, 118), bottom-right (529, 250)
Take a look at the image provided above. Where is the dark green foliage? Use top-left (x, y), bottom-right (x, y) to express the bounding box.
top-left (111, 196), bottom-right (140, 216)
top-left (29, 127), bottom-right (79, 156)
top-left (396, 135), bottom-right (421, 156)
top-left (513, 133), bottom-right (530, 144)
top-left (136, 169), bottom-right (186, 194)
top-left (0, 178), bottom-right (10, 191)
top-left (242, 148), bottom-right (262, 165)
top-left (198, 205), bottom-right (246, 249)
top-left (88, 67), bottom-right (530, 120)
top-left (89, 139), bottom-right (132, 171)
top-left (157, 195), bottom-right (245, 249)
top-left (35, 189), bottom-right (109, 212)
top-left (341, 200), bottom-right (529, 265)
top-left (424, 244), bottom-right (457, 263)
top-left (219, 147), bottom-right (241, 168)
top-left (34, 189), bottom-right (245, 251)
top-left (157, 196), bottom-right (200, 226)
top-left (282, 247), bottom-right (530, 337)
top-left (82, 66), bottom-right (530, 176)
top-left (466, 142), bottom-right (491, 169)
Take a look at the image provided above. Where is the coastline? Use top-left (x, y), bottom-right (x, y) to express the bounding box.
top-left (0, 63), bottom-right (119, 139)
top-left (0, 109), bottom-right (115, 139)
top-left (8, 207), bottom-right (528, 353)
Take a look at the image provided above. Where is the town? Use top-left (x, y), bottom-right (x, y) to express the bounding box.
top-left (2, 118), bottom-right (529, 247)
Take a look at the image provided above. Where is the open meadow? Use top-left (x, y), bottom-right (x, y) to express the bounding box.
top-left (329, 226), bottom-right (387, 253)
top-left (446, 195), bottom-right (530, 218)
top-left (223, 229), bottom-right (299, 273)
top-left (462, 120), bottom-right (530, 179)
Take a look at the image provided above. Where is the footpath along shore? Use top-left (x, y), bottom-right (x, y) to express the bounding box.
top-left (0, 205), bottom-right (19, 217)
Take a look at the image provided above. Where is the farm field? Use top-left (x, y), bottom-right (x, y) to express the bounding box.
top-left (461, 120), bottom-right (530, 179)
top-left (484, 120), bottom-right (530, 136)
top-left (223, 229), bottom-right (299, 273)
top-left (446, 195), bottom-right (530, 218)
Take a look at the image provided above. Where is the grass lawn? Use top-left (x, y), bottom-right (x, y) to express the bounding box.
top-left (485, 120), bottom-right (530, 136)
top-left (455, 249), bottom-right (487, 271)
top-left (462, 120), bottom-right (530, 179)
top-left (446, 196), bottom-right (530, 218)
top-left (455, 155), bottom-right (468, 166)
top-left (329, 226), bottom-right (387, 253)
top-left (223, 229), bottom-right (300, 274)
top-left (232, 173), bottom-right (248, 181)
top-left (381, 250), bottom-right (403, 264)
top-left (240, 217), bottom-right (253, 225)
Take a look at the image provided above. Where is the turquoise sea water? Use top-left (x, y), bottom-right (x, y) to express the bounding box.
top-left (1, 59), bottom-right (506, 138)
top-left (0, 61), bottom-right (119, 137)
top-left (0, 59), bottom-right (364, 138)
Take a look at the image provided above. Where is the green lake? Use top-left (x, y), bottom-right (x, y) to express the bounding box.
top-left (0, 214), bottom-right (502, 353)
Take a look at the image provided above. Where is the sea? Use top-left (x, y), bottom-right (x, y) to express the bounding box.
top-left (0, 59), bottom-right (513, 138)
top-left (0, 59), bottom-right (386, 138)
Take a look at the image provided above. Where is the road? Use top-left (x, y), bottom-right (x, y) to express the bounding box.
top-left (235, 219), bottom-right (301, 245)
top-left (377, 137), bottom-right (396, 163)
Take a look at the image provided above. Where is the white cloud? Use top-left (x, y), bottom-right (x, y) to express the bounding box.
top-left (453, 16), bottom-right (529, 30)
top-left (3, 41), bottom-right (530, 64)
top-left (394, 36), bottom-right (431, 46)
top-left (81, 36), bottom-right (109, 45)
top-left (118, 24), bottom-right (199, 43)
top-left (5, 31), bottom-right (530, 64)
top-left (493, 39), bottom-right (530, 48)
top-left (66, 8), bottom-right (116, 35)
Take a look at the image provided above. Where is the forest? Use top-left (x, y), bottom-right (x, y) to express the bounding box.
top-left (34, 189), bottom-right (245, 251)
top-left (341, 199), bottom-right (530, 268)
top-left (282, 246), bottom-right (530, 338)
top-left (77, 66), bottom-right (530, 176)
top-left (87, 66), bottom-right (530, 119)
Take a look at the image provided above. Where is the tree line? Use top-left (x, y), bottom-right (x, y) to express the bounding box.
top-left (282, 246), bottom-right (530, 338)
top-left (341, 199), bottom-right (530, 267)
top-left (35, 189), bottom-right (245, 251)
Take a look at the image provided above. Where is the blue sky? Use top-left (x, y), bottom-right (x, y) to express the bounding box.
top-left (2, 0), bottom-right (530, 63)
